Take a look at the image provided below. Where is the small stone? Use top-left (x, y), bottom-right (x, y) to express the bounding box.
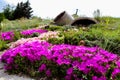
top-left (9, 78), bottom-right (14, 80)
top-left (0, 77), bottom-right (6, 80)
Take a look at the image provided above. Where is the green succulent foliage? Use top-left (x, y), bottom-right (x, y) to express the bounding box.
top-left (0, 40), bottom-right (8, 51)
top-left (48, 33), bottom-right (64, 44)
top-left (45, 25), bottom-right (64, 31)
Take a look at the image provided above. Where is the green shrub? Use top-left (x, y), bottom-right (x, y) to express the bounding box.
top-left (102, 38), bottom-right (120, 54)
top-left (48, 37), bottom-right (64, 45)
top-left (79, 30), bottom-right (120, 54)
top-left (64, 30), bottom-right (81, 45)
top-left (13, 31), bottom-right (23, 41)
top-left (48, 32), bottom-right (64, 44)
top-left (46, 25), bottom-right (64, 31)
top-left (0, 40), bottom-right (8, 51)
top-left (63, 28), bottom-right (120, 55)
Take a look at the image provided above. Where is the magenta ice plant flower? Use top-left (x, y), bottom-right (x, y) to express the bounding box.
top-left (39, 64), bottom-right (47, 72)
top-left (67, 67), bottom-right (73, 75)
top-left (0, 31), bottom-right (14, 41)
top-left (1, 41), bottom-right (120, 79)
top-left (46, 69), bottom-right (51, 77)
top-left (21, 29), bottom-right (47, 36)
top-left (92, 76), bottom-right (106, 80)
top-left (112, 68), bottom-right (120, 79)
top-left (65, 75), bottom-right (72, 80)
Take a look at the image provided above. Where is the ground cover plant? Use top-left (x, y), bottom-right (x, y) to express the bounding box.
top-left (1, 41), bottom-right (120, 80)
top-left (0, 29), bottom-right (48, 42)
top-left (0, 16), bottom-right (120, 80)
top-left (0, 40), bottom-right (8, 51)
top-left (0, 31), bottom-right (14, 41)
top-left (9, 31), bottom-right (60, 48)
top-left (20, 29), bottom-right (48, 38)
top-left (0, 28), bottom-right (48, 51)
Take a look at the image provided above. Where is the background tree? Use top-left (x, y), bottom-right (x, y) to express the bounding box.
top-left (0, 13), bottom-right (5, 23)
top-left (3, 5), bottom-right (14, 20)
top-left (13, 0), bottom-right (33, 19)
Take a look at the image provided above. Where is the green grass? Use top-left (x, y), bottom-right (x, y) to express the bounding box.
top-left (0, 18), bottom-right (42, 32)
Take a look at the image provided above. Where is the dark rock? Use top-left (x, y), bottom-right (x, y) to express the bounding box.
top-left (54, 11), bottom-right (74, 26)
top-left (71, 17), bottom-right (97, 27)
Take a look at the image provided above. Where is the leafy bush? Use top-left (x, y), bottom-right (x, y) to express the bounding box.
top-left (1, 41), bottom-right (120, 80)
top-left (13, 31), bottom-right (23, 41)
top-left (45, 25), bottom-right (64, 31)
top-left (79, 30), bottom-right (120, 55)
top-left (48, 33), bottom-right (64, 44)
top-left (0, 40), bottom-right (8, 51)
top-left (62, 28), bottom-right (120, 55)
top-left (64, 30), bottom-right (81, 45)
